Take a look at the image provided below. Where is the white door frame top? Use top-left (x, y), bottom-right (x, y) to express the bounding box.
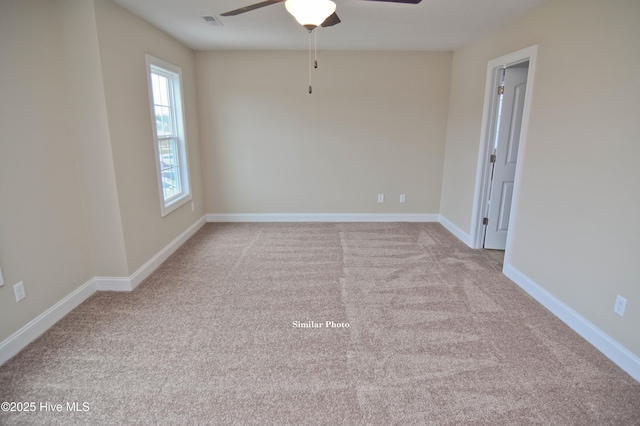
top-left (470, 45), bottom-right (538, 265)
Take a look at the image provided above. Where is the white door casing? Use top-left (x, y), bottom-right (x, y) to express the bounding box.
top-left (483, 66), bottom-right (528, 249)
top-left (470, 45), bottom-right (538, 270)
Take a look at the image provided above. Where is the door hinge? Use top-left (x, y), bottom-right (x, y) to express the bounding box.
top-left (490, 154), bottom-right (496, 163)
top-left (483, 217), bottom-right (489, 225)
top-left (497, 85), bottom-right (504, 95)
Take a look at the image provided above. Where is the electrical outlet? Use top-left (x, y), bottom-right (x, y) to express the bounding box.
top-left (614, 295), bottom-right (627, 317)
top-left (0, 265), bottom-right (4, 287)
top-left (377, 194), bottom-right (384, 203)
top-left (14, 282), bottom-right (25, 302)
top-left (400, 194), bottom-right (406, 203)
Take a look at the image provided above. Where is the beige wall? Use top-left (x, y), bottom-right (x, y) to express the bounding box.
top-left (0, 0), bottom-right (205, 343)
top-left (196, 50), bottom-right (451, 214)
top-left (56, 0), bottom-right (129, 278)
top-left (94, 0), bottom-right (205, 273)
top-left (440, 0), bottom-right (640, 356)
top-left (0, 0), bottom-right (96, 341)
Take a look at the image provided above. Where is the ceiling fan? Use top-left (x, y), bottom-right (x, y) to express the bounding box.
top-left (221, 0), bottom-right (423, 31)
top-left (221, 0), bottom-right (422, 94)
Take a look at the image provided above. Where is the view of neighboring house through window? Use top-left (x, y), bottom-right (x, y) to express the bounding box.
top-left (145, 54), bottom-right (191, 216)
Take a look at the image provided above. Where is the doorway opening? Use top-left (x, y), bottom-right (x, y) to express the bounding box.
top-left (482, 61), bottom-right (529, 250)
top-left (470, 46), bottom-right (538, 269)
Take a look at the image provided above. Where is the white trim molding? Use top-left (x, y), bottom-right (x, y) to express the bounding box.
top-left (438, 215), bottom-right (473, 247)
top-left (129, 215), bottom-right (206, 290)
top-left (439, 214), bottom-right (640, 382)
top-left (94, 277), bottom-right (132, 292)
top-left (471, 45), bottom-right (538, 250)
top-left (5, 212), bottom-right (637, 384)
top-left (206, 213), bottom-right (439, 223)
top-left (94, 216), bottom-right (206, 291)
top-left (0, 216), bottom-right (207, 366)
top-left (503, 263), bottom-right (640, 382)
top-left (0, 278), bottom-right (97, 366)
top-left (145, 54), bottom-right (193, 218)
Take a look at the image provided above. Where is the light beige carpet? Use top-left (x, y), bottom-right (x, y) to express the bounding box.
top-left (1, 222), bottom-right (638, 424)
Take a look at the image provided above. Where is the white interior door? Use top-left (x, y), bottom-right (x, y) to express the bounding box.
top-left (484, 65), bottom-right (528, 249)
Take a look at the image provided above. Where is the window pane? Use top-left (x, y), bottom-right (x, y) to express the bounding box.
top-left (155, 105), bottom-right (173, 136)
top-left (159, 75), bottom-right (170, 106)
top-left (152, 73), bottom-right (170, 107)
top-left (158, 138), bottom-right (181, 201)
top-left (151, 74), bottom-right (161, 105)
top-left (147, 55), bottom-right (191, 215)
top-left (162, 166), bottom-right (181, 200)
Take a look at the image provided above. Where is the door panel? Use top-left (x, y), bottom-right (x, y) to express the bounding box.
top-left (497, 181), bottom-right (514, 232)
top-left (484, 66), bottom-right (528, 250)
top-left (506, 82), bottom-right (526, 164)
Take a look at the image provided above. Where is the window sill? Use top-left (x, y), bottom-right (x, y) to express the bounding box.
top-left (161, 193), bottom-right (192, 217)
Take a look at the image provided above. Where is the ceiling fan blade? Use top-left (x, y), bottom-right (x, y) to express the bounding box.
top-left (362, 0), bottom-right (422, 3)
top-left (321, 13), bottom-right (341, 28)
top-left (221, 0), bottom-right (284, 17)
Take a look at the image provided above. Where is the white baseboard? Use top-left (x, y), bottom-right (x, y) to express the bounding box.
top-left (437, 215), bottom-right (639, 382)
top-left (206, 213), bottom-right (440, 223)
top-left (94, 216), bottom-right (207, 292)
top-left (5, 213), bottom-right (637, 384)
top-left (438, 215), bottom-right (473, 247)
top-left (0, 216), bottom-right (207, 366)
top-left (503, 263), bottom-right (640, 382)
top-left (128, 215), bottom-right (206, 290)
top-left (95, 277), bottom-right (132, 292)
top-left (0, 278), bottom-right (97, 366)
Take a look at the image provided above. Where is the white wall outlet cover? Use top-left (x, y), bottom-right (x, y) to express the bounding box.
top-left (400, 194), bottom-right (406, 203)
top-left (377, 194), bottom-right (384, 203)
top-left (14, 282), bottom-right (25, 302)
top-left (614, 295), bottom-right (627, 317)
top-left (0, 265), bottom-right (4, 286)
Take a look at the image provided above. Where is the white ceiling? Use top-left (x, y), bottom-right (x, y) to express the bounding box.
top-left (111, 0), bottom-right (548, 51)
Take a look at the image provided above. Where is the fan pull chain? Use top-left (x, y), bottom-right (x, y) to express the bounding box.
top-left (308, 30), bottom-right (312, 94)
top-left (314, 29), bottom-right (318, 69)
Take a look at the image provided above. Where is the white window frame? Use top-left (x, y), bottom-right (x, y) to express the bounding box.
top-left (145, 54), bottom-right (192, 217)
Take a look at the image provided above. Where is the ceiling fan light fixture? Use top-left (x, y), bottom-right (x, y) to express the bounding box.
top-left (285, 0), bottom-right (337, 30)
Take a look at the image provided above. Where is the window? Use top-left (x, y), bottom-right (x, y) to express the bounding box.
top-left (145, 55), bottom-right (191, 217)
